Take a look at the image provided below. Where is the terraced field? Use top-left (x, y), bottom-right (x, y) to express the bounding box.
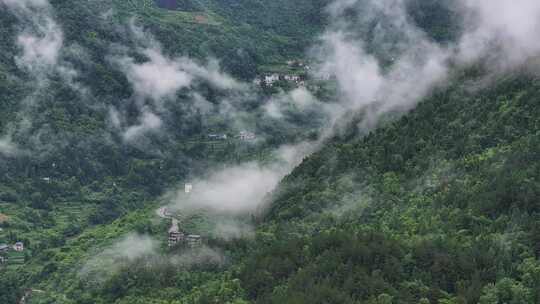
top-left (52, 203), bottom-right (94, 227)
top-left (117, 0), bottom-right (220, 25)
top-left (5, 250), bottom-right (25, 269)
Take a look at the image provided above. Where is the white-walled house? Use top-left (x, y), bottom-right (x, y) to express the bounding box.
top-left (238, 131), bottom-right (256, 140)
top-left (13, 242), bottom-right (24, 252)
top-left (284, 75), bottom-right (300, 82)
top-left (185, 183), bottom-right (193, 193)
top-left (186, 235), bottom-right (202, 248)
top-left (264, 74), bottom-right (280, 86)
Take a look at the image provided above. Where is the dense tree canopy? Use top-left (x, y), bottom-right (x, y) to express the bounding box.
top-left (1, 1), bottom-right (539, 303)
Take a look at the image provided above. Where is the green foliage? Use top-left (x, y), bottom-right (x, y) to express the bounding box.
top-left (241, 71), bottom-right (540, 303)
top-left (0, 1), bottom-right (539, 304)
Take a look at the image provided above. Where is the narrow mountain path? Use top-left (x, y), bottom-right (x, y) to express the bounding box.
top-left (157, 207), bottom-right (182, 233)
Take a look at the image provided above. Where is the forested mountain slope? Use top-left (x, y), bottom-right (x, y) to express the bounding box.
top-left (1, 0), bottom-right (540, 304)
top-left (0, 0), bottom-right (327, 225)
top-left (246, 67), bottom-right (540, 303)
top-left (33, 62), bottom-right (540, 304)
top-left (0, 1), bottom-right (328, 302)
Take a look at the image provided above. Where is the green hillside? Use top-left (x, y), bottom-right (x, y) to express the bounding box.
top-left (248, 68), bottom-right (540, 303)
top-left (0, 0), bottom-right (328, 302)
top-left (26, 65), bottom-right (538, 304)
top-left (1, 0), bottom-right (540, 304)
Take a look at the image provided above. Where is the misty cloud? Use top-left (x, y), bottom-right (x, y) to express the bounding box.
top-left (179, 57), bottom-right (244, 91)
top-left (264, 87), bottom-right (320, 119)
top-left (118, 48), bottom-right (242, 105)
top-left (117, 46), bottom-right (242, 101)
top-left (169, 142), bottom-right (315, 215)
top-left (0, 0), bottom-right (49, 10)
top-left (0, 136), bottom-right (17, 156)
top-left (159, 142), bottom-right (315, 243)
top-left (119, 48), bottom-right (193, 101)
top-left (80, 234), bottom-right (158, 283)
top-left (0, 0), bottom-right (67, 157)
top-left (313, 0), bottom-right (540, 133)
top-left (457, 0), bottom-right (540, 67)
top-left (112, 22), bottom-right (243, 142)
top-left (117, 21), bottom-right (242, 99)
top-left (317, 0), bottom-right (451, 129)
top-left (1, 0), bottom-right (63, 71)
top-left (122, 110), bottom-right (163, 142)
top-left (171, 162), bottom-right (283, 215)
top-left (16, 20), bottom-right (63, 69)
top-left (1, 0), bottom-right (88, 160)
top-left (80, 233), bottom-right (225, 285)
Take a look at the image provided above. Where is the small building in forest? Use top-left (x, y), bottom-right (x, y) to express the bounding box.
top-left (238, 131), bottom-right (256, 141)
top-left (0, 244), bottom-right (9, 253)
top-left (186, 235), bottom-right (202, 248)
top-left (168, 217), bottom-right (185, 247)
top-left (208, 134), bottom-right (227, 140)
top-left (13, 242), bottom-right (24, 252)
top-left (284, 75), bottom-right (301, 82)
top-left (168, 230), bottom-right (185, 247)
top-left (264, 74), bottom-right (280, 86)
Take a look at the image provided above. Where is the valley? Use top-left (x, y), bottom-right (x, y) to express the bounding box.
top-left (1, 0), bottom-right (540, 304)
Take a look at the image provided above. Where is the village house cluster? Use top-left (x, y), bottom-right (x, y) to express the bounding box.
top-left (0, 241), bottom-right (24, 264)
top-left (168, 227), bottom-right (203, 248)
top-left (252, 60), bottom-right (311, 87)
top-left (253, 74), bottom-right (305, 87)
top-left (252, 59), bottom-right (334, 88)
top-left (207, 131), bottom-right (256, 141)
top-left (164, 186), bottom-right (203, 249)
top-left (253, 72), bottom-right (332, 88)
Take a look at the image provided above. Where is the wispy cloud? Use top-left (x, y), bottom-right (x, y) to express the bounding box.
top-left (118, 48), bottom-right (193, 101)
top-left (80, 233), bottom-right (224, 285)
top-left (457, 0), bottom-right (540, 67)
top-left (80, 234), bottom-right (158, 282)
top-left (16, 19), bottom-right (63, 70)
top-left (0, 136), bottom-right (18, 156)
top-left (315, 0), bottom-right (451, 129)
top-left (122, 109), bottom-right (163, 142)
top-left (312, 0), bottom-right (540, 132)
top-left (110, 21), bottom-right (243, 142)
top-left (0, 0), bottom-right (50, 12)
top-left (264, 87), bottom-right (320, 119)
top-left (0, 0), bottom-right (95, 158)
top-left (1, 0), bottom-right (63, 72)
top-left (168, 141), bottom-right (314, 215)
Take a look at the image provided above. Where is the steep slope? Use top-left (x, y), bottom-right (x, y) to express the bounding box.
top-left (26, 66), bottom-right (540, 304)
top-left (0, 1), bottom-right (327, 302)
top-left (239, 67), bottom-right (540, 303)
top-left (0, 0), bottom-right (325, 214)
top-left (2, 1), bottom-right (540, 304)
